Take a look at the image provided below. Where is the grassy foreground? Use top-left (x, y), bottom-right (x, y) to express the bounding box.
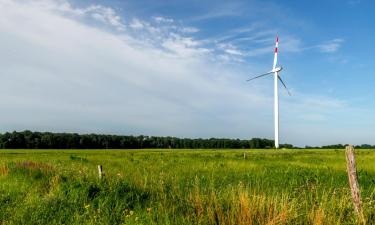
top-left (0, 149), bottom-right (374, 224)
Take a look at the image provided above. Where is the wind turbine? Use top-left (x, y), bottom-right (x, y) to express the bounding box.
top-left (246, 35), bottom-right (290, 149)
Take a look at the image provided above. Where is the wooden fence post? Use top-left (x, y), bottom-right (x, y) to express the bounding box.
top-left (345, 145), bottom-right (365, 223)
top-left (243, 152), bottom-right (247, 159)
top-left (98, 165), bottom-right (103, 179)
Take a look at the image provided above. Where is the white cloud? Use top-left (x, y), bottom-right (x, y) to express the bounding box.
top-left (317, 38), bottom-right (344, 53)
top-left (129, 18), bottom-right (144, 29)
top-left (181, 27), bottom-right (200, 33)
top-left (153, 16), bottom-right (174, 23)
top-left (246, 35), bottom-right (302, 56)
top-left (86, 5), bottom-right (125, 30)
top-left (218, 43), bottom-right (244, 56)
top-left (282, 36), bottom-right (303, 52)
top-left (27, 0), bottom-right (126, 31)
top-left (162, 35), bottom-right (211, 58)
top-left (225, 49), bottom-right (243, 56)
top-left (211, 32), bottom-right (303, 60)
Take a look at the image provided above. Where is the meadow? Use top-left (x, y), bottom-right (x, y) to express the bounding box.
top-left (0, 149), bottom-right (374, 224)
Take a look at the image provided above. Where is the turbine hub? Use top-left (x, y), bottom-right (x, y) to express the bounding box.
top-left (274, 66), bottom-right (283, 73)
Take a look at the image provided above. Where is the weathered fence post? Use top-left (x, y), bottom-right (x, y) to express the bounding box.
top-left (243, 152), bottom-right (247, 159)
top-left (98, 165), bottom-right (103, 179)
top-left (345, 145), bottom-right (365, 223)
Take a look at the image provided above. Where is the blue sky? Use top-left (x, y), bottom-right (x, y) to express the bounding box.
top-left (0, 0), bottom-right (374, 146)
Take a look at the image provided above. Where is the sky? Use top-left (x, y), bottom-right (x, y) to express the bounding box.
top-left (1, 0), bottom-right (375, 146)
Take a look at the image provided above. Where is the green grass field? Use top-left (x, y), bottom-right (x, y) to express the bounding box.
top-left (0, 149), bottom-right (374, 224)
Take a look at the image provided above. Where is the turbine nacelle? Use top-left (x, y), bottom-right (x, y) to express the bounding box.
top-left (272, 66), bottom-right (283, 73)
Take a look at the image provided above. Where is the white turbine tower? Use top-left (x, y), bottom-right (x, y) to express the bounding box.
top-left (247, 36), bottom-right (290, 149)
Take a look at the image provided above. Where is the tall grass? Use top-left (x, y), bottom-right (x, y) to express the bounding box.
top-left (0, 149), bottom-right (374, 224)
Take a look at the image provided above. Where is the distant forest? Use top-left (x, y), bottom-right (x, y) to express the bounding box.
top-left (0, 131), bottom-right (291, 149)
top-left (0, 131), bottom-right (373, 149)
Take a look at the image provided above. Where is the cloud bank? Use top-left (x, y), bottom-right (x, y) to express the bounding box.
top-left (0, 0), bottom-right (269, 136)
top-left (0, 0), bottom-right (350, 146)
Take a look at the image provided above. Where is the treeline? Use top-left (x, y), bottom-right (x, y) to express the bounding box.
top-left (306, 144), bottom-right (375, 149)
top-left (0, 131), bottom-right (294, 149)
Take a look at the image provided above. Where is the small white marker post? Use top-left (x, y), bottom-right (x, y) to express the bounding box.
top-left (98, 165), bottom-right (103, 179)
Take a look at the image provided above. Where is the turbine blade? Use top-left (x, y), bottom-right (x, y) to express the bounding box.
top-left (246, 72), bottom-right (273, 82)
top-left (273, 35), bottom-right (278, 70)
top-left (277, 75), bottom-right (291, 96)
